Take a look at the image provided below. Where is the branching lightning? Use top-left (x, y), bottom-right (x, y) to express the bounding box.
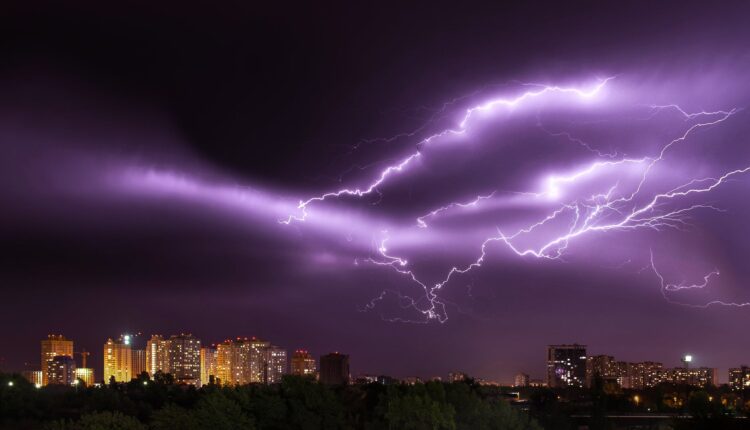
top-left (281, 76), bottom-right (750, 322)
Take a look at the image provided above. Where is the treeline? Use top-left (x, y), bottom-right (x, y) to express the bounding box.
top-left (0, 373), bottom-right (541, 430)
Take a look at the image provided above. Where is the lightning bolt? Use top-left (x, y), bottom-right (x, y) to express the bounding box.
top-left (282, 76), bottom-right (749, 322)
top-left (650, 250), bottom-right (750, 308)
top-left (281, 77), bottom-right (614, 224)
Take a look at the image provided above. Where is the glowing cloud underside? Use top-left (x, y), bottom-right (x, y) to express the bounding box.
top-left (282, 77), bottom-right (750, 322)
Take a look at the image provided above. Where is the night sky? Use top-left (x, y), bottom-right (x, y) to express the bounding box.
top-left (2, 1), bottom-right (750, 383)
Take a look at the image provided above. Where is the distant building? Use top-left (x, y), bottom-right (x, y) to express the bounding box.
top-left (625, 362), bottom-right (664, 389)
top-left (448, 372), bottom-right (467, 382)
top-left (291, 350), bottom-right (317, 377)
top-left (216, 340), bottom-right (235, 385)
top-left (264, 345), bottom-right (287, 384)
top-left (41, 335), bottom-right (73, 386)
top-left (103, 337), bottom-right (132, 383)
top-left (403, 376), bottom-right (423, 385)
top-left (320, 352), bottom-right (349, 385)
top-left (146, 335), bottom-right (170, 376)
top-left (22, 370), bottom-right (43, 387)
top-left (355, 374), bottom-right (378, 384)
top-left (75, 368), bottom-right (95, 387)
top-left (586, 355), bottom-right (617, 387)
top-left (200, 347), bottom-right (218, 385)
top-left (729, 366), bottom-right (750, 390)
top-left (47, 355), bottom-right (76, 386)
top-left (377, 375), bottom-right (397, 385)
top-left (547, 344), bottom-right (587, 388)
top-left (131, 349), bottom-right (146, 378)
top-left (167, 334), bottom-right (201, 386)
top-left (514, 373), bottom-right (530, 387)
top-left (529, 379), bottom-right (547, 387)
top-left (213, 337), bottom-right (276, 385)
top-left (663, 367), bottom-right (717, 386)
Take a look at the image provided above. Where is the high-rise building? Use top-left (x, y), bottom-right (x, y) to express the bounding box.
top-left (264, 345), bottom-right (287, 384)
top-left (216, 340), bottom-right (234, 385)
top-left (625, 362), bottom-right (664, 389)
top-left (319, 352), bottom-right (349, 385)
top-left (22, 370), bottom-right (43, 387)
top-left (547, 344), bottom-right (587, 388)
top-left (586, 355), bottom-right (617, 387)
top-left (75, 368), bottom-right (95, 387)
top-left (514, 373), bottom-right (530, 387)
top-left (40, 335), bottom-right (73, 386)
top-left (146, 335), bottom-right (170, 376)
top-left (103, 337), bottom-right (132, 383)
top-left (248, 338), bottom-right (270, 383)
top-left (729, 366), bottom-right (750, 390)
top-left (47, 355), bottom-right (76, 386)
top-left (131, 349), bottom-right (146, 378)
top-left (663, 367), bottom-right (717, 386)
top-left (200, 347), bottom-right (218, 385)
top-left (291, 350), bottom-right (317, 377)
top-left (167, 334), bottom-right (201, 386)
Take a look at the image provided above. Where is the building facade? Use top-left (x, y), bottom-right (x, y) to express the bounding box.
top-left (131, 349), bottom-right (146, 378)
top-left (200, 347), bottom-right (218, 385)
top-left (103, 337), bottom-right (132, 383)
top-left (22, 370), bottom-right (43, 387)
top-left (75, 368), bottom-right (95, 386)
top-left (40, 335), bottom-right (73, 386)
top-left (264, 345), bottom-right (287, 384)
top-left (146, 335), bottom-right (170, 376)
top-left (547, 344), bottom-right (587, 388)
top-left (291, 350), bottom-right (317, 377)
top-left (47, 355), bottom-right (76, 386)
top-left (167, 334), bottom-right (201, 386)
top-left (514, 373), bottom-right (530, 387)
top-left (320, 352), bottom-right (349, 385)
top-left (663, 367), bottom-right (717, 386)
top-left (729, 366), bottom-right (750, 390)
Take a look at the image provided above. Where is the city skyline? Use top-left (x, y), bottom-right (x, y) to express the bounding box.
top-left (12, 332), bottom-right (750, 387)
top-left (2, 1), bottom-right (750, 397)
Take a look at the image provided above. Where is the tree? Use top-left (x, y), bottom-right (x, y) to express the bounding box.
top-left (192, 391), bottom-right (255, 430)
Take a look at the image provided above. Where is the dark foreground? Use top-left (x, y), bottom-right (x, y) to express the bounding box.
top-left (2, 373), bottom-right (750, 430)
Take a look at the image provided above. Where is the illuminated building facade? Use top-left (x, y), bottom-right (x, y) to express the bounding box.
top-left (320, 352), bottom-right (349, 385)
top-left (248, 339), bottom-right (270, 383)
top-left (212, 338), bottom-right (280, 385)
top-left (547, 344), bottom-right (587, 388)
top-left (75, 368), bottom-right (95, 386)
top-left (586, 355), bottom-right (617, 387)
top-left (40, 335), bottom-right (73, 386)
top-left (131, 349), bottom-right (146, 378)
top-left (514, 373), bottom-right (530, 387)
top-left (729, 366), bottom-right (750, 390)
top-left (103, 337), bottom-right (132, 382)
top-left (291, 350), bottom-right (317, 377)
top-left (200, 347), bottom-right (218, 385)
top-left (146, 335), bottom-right (170, 376)
top-left (47, 355), bottom-right (76, 386)
top-left (167, 334), bottom-right (201, 386)
top-left (216, 340), bottom-right (234, 385)
top-left (263, 345), bottom-right (287, 384)
top-left (663, 367), bottom-right (717, 386)
top-left (22, 370), bottom-right (43, 387)
top-left (625, 361), bottom-right (664, 389)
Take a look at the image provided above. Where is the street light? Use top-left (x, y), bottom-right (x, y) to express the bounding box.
top-left (7, 381), bottom-right (13, 387)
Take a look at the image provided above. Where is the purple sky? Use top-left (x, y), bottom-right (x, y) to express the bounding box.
top-left (2, 1), bottom-right (750, 384)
